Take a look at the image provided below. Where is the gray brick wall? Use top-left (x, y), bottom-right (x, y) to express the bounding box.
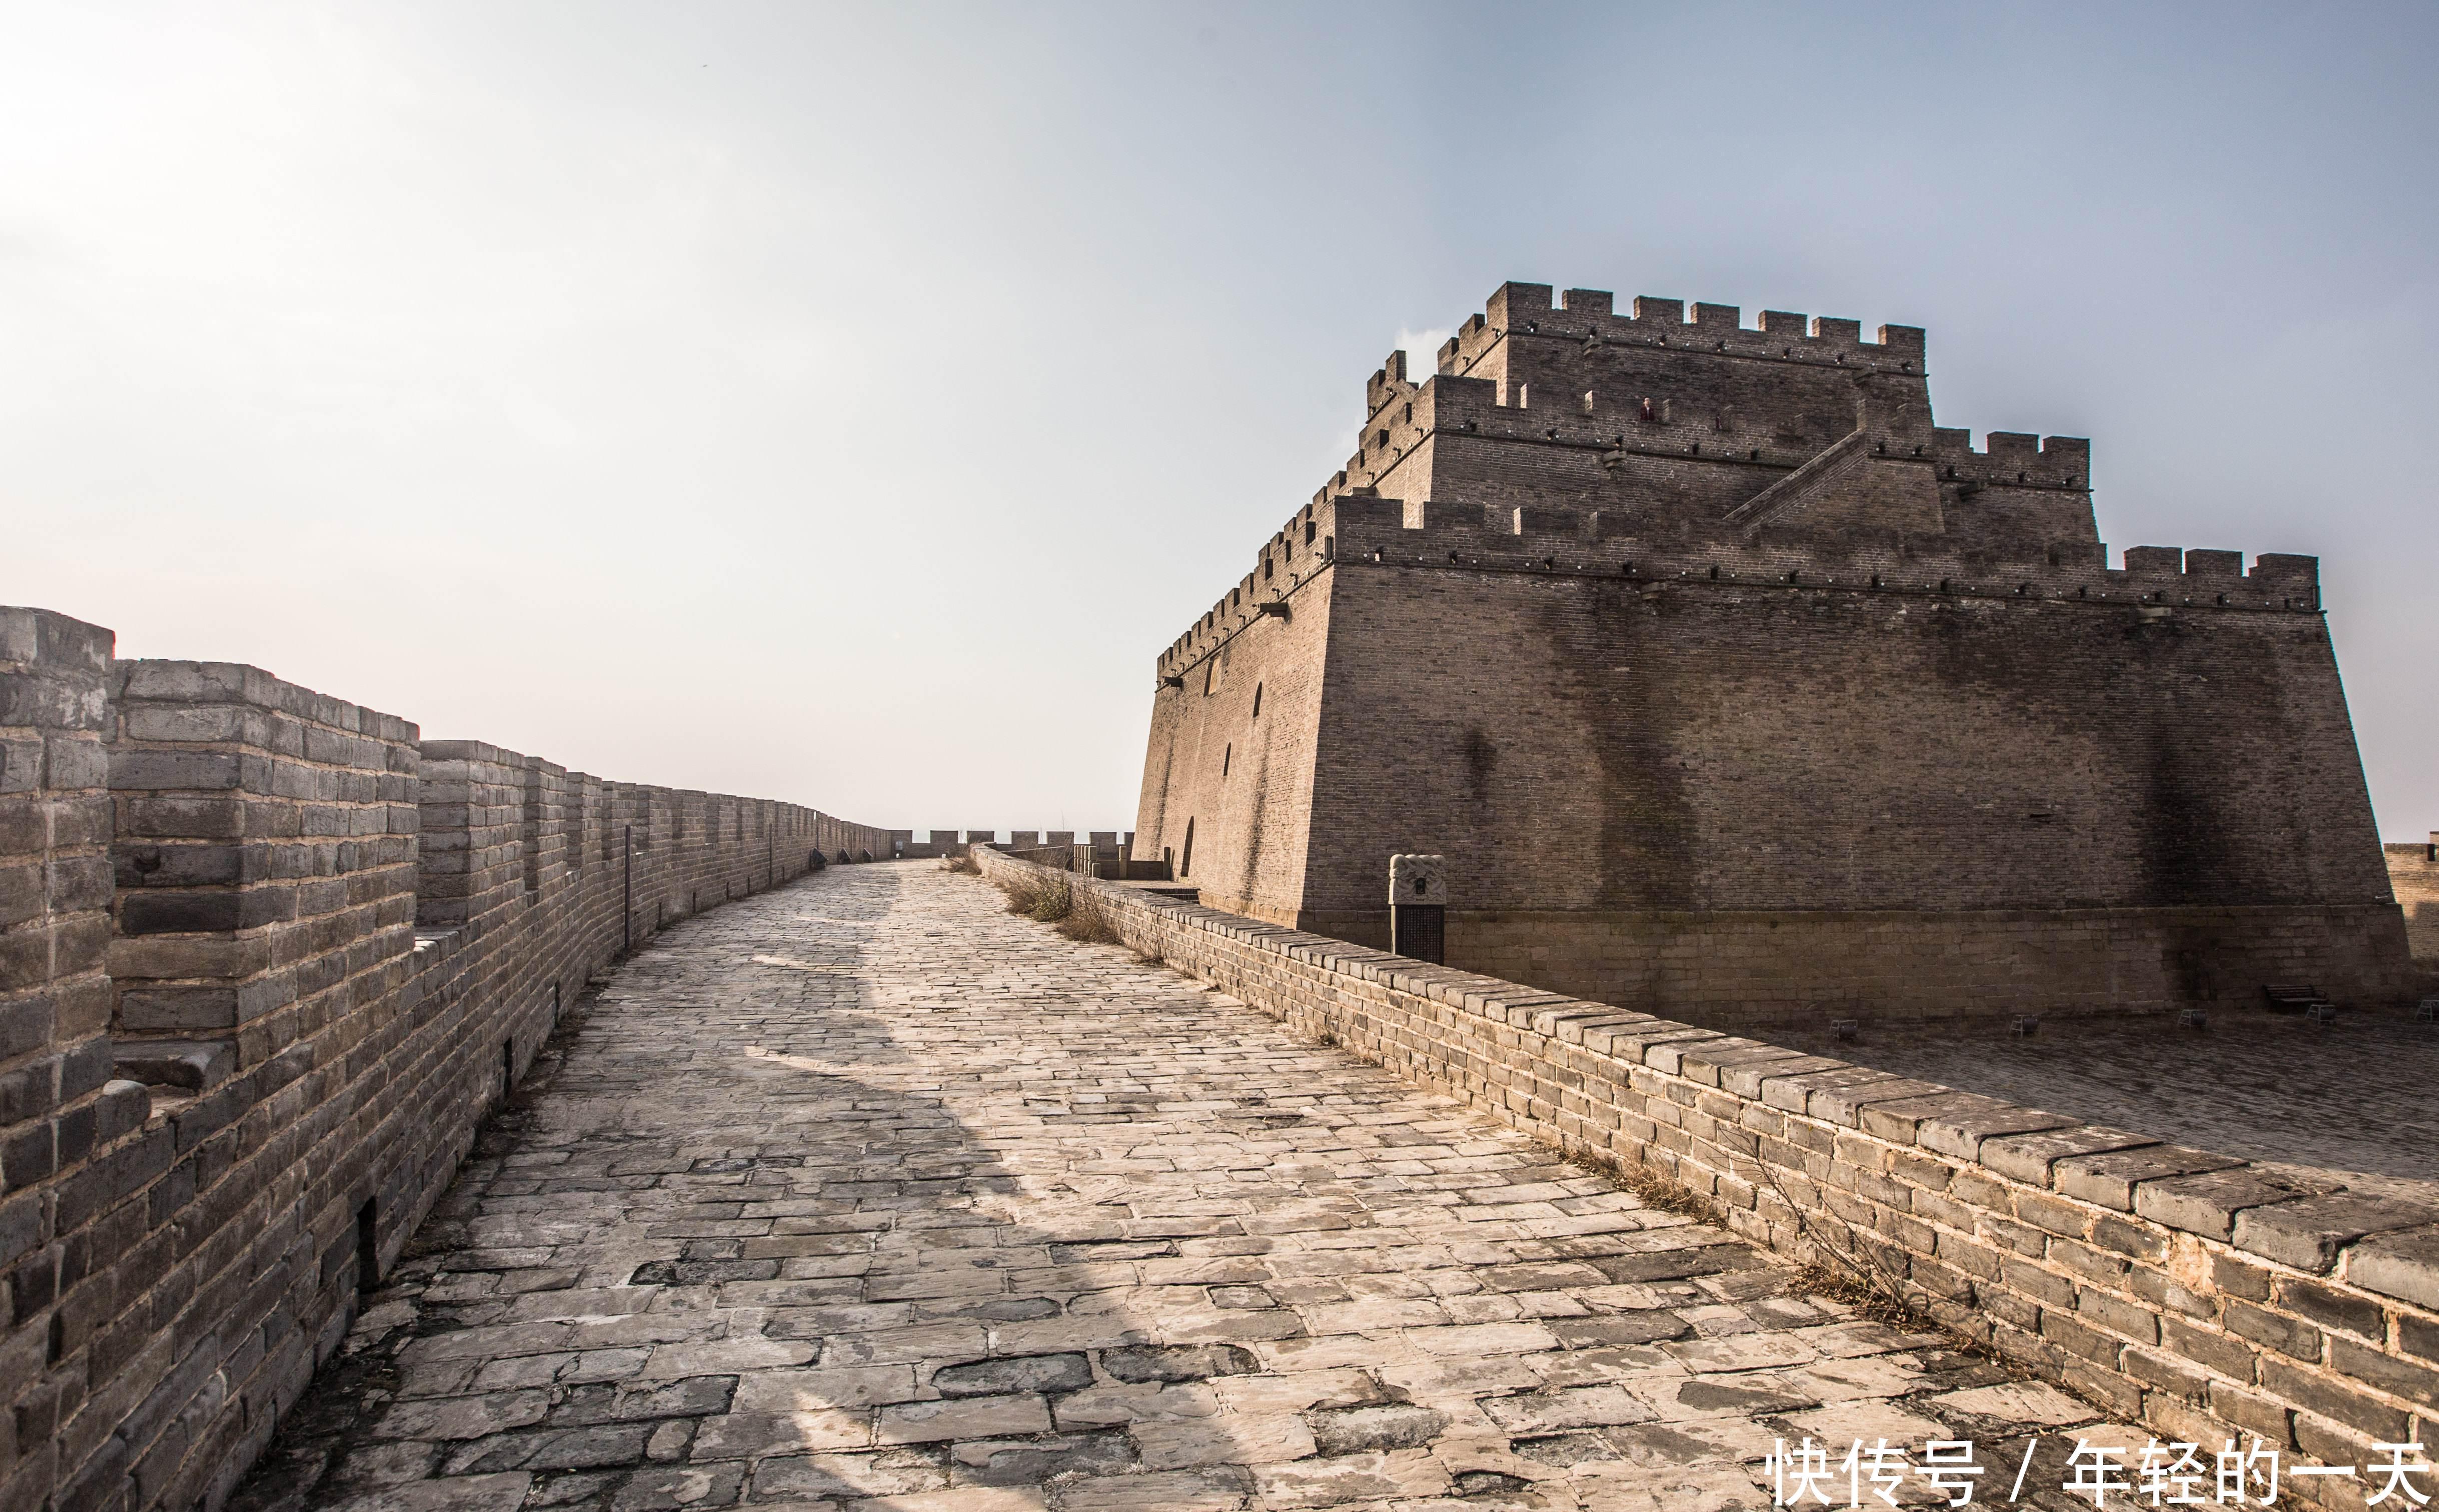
top-left (0, 603), bottom-right (895, 1512)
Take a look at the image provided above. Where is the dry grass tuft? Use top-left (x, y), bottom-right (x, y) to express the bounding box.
top-left (995, 872), bottom-right (1075, 923)
top-left (994, 871), bottom-right (1123, 944)
top-left (1563, 1144), bottom-right (1984, 1348)
top-left (1744, 1155), bottom-right (2002, 1356)
top-left (1053, 888), bottom-right (1124, 946)
top-left (1563, 1146), bottom-right (1724, 1224)
top-left (941, 854), bottom-right (980, 875)
top-left (1616, 1165), bottom-right (1725, 1224)
top-left (1783, 1256), bottom-right (1976, 1342)
top-left (1787, 1260), bottom-right (1884, 1311)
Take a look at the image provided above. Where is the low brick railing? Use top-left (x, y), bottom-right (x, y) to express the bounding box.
top-left (971, 845), bottom-right (2437, 1505)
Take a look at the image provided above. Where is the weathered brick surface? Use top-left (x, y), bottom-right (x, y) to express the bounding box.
top-left (0, 603), bottom-right (894, 1512)
top-left (1134, 280), bottom-right (2410, 1023)
top-left (1, 609), bottom-right (120, 1512)
top-left (977, 844), bottom-right (2439, 1507)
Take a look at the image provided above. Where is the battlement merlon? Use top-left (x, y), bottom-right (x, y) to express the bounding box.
top-left (1932, 428), bottom-right (2090, 487)
top-left (1365, 350), bottom-right (1419, 422)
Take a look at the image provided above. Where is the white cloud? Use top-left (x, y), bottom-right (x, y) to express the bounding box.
top-left (1392, 327), bottom-right (1454, 380)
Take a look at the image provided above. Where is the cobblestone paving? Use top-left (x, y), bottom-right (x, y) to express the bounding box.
top-left (1770, 1015), bottom-right (2439, 1208)
top-left (236, 862), bottom-right (2141, 1512)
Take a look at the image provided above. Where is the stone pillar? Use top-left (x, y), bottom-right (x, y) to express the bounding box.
top-left (1390, 854), bottom-right (1447, 965)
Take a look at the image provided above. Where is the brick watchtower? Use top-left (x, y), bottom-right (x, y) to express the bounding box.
top-left (1133, 281), bottom-right (2410, 1026)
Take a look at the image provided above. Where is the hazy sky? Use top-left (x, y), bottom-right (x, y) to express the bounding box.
top-left (5, 3), bottom-right (2434, 838)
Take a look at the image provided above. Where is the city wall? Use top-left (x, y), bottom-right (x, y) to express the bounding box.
top-left (971, 843), bottom-right (2439, 1510)
top-left (0, 605), bottom-right (893, 1512)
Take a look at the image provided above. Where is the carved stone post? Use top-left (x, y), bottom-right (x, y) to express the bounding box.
top-left (1389, 854), bottom-right (1446, 964)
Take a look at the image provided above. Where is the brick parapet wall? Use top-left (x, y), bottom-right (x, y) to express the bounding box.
top-left (974, 845), bottom-right (2438, 1510)
top-left (1158, 514), bottom-right (2322, 686)
top-left (0, 603), bottom-right (895, 1512)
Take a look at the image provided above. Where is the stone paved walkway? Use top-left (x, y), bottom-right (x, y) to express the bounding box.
top-left (234, 861), bottom-right (2133, 1512)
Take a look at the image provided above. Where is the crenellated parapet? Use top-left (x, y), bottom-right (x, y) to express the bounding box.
top-left (1157, 278), bottom-right (2135, 682)
top-left (1153, 487), bottom-right (2319, 684)
top-left (1338, 374), bottom-right (1978, 486)
top-left (1442, 283), bottom-right (1928, 376)
top-left (1326, 494), bottom-right (2315, 602)
top-left (1932, 427), bottom-right (2089, 490)
top-left (1286, 281), bottom-right (2096, 567)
